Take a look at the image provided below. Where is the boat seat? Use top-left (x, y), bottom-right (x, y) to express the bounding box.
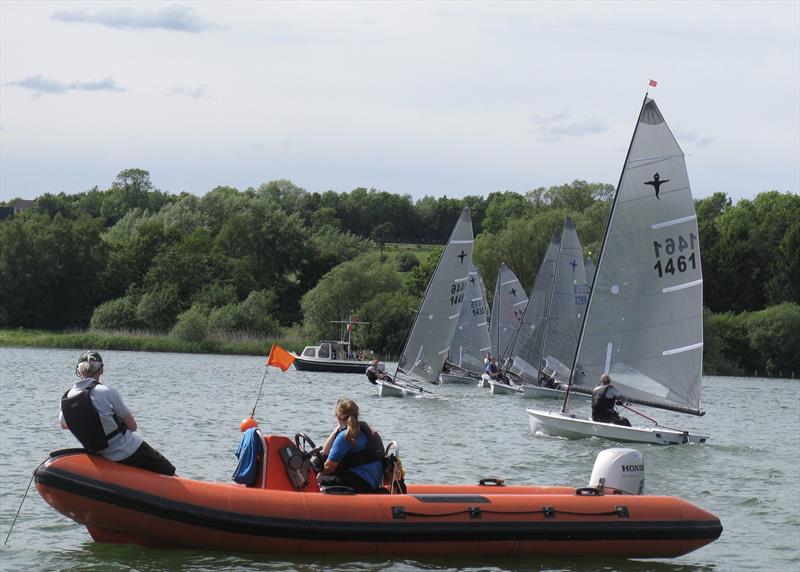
top-left (254, 434), bottom-right (319, 492)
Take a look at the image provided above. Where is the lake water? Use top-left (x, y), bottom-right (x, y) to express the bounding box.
top-left (1, 346), bottom-right (798, 571)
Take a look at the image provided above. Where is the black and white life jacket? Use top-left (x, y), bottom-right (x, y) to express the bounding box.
top-left (61, 381), bottom-right (127, 453)
top-left (592, 384), bottom-right (615, 414)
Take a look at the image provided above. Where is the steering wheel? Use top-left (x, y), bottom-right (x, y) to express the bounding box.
top-left (294, 432), bottom-right (318, 454)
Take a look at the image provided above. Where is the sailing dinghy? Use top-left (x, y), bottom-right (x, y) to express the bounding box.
top-left (527, 95), bottom-right (708, 445)
top-left (483, 263), bottom-right (526, 391)
top-left (376, 208), bottom-right (474, 397)
top-left (520, 219), bottom-right (593, 401)
top-left (440, 263), bottom-right (491, 384)
top-left (489, 262), bottom-right (527, 361)
top-left (506, 232), bottom-right (561, 384)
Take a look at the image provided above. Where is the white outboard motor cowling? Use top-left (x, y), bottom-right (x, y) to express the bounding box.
top-left (589, 448), bottom-right (644, 495)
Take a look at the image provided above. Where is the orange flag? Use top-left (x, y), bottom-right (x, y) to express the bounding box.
top-left (266, 343), bottom-right (295, 371)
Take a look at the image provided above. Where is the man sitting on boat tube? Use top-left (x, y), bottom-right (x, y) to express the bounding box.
top-left (60, 351), bottom-right (176, 475)
top-left (591, 374), bottom-right (632, 426)
top-left (317, 398), bottom-right (384, 493)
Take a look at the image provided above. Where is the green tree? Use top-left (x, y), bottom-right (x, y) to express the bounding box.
top-left (694, 192), bottom-right (731, 312)
top-left (144, 227), bottom-right (216, 305)
top-left (481, 191), bottom-right (530, 234)
top-left (99, 169), bottom-right (174, 226)
top-left (171, 305), bottom-right (209, 342)
top-left (746, 303), bottom-right (800, 375)
top-left (135, 284), bottom-right (180, 331)
top-left (402, 247), bottom-right (443, 299)
top-left (0, 212), bottom-right (107, 328)
top-left (474, 209), bottom-right (568, 293)
top-left (395, 252), bottom-right (420, 272)
top-left (301, 253), bottom-right (402, 341)
top-left (766, 220), bottom-right (800, 304)
top-left (90, 295), bottom-right (141, 331)
top-left (354, 291), bottom-right (419, 357)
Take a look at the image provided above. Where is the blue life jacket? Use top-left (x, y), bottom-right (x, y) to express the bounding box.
top-left (232, 428), bottom-right (264, 485)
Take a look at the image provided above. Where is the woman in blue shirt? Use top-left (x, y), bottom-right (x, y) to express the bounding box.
top-left (318, 398), bottom-right (384, 493)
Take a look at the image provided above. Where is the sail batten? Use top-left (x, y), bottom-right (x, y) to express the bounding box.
top-left (652, 215), bottom-right (697, 230)
top-left (662, 279), bottom-right (703, 293)
top-left (662, 342), bottom-right (703, 356)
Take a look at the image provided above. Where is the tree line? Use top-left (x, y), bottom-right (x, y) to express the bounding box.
top-left (1, 169), bottom-right (797, 375)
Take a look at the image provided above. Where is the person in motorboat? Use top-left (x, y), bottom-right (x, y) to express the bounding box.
top-left (60, 351), bottom-right (176, 475)
top-left (591, 374), bottom-right (632, 426)
top-left (317, 398), bottom-right (385, 493)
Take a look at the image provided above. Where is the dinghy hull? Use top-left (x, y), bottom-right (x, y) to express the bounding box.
top-left (488, 380), bottom-right (523, 395)
top-left (521, 385), bottom-right (592, 401)
top-left (527, 409), bottom-right (708, 445)
top-left (35, 450), bottom-right (721, 558)
top-left (439, 371), bottom-right (478, 384)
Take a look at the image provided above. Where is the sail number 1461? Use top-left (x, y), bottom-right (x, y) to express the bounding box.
top-left (653, 233), bottom-right (698, 278)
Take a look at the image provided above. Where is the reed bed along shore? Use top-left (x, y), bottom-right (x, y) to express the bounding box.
top-left (0, 328), bottom-right (312, 357)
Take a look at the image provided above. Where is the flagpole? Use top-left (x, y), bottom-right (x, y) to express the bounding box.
top-left (249, 366), bottom-right (270, 418)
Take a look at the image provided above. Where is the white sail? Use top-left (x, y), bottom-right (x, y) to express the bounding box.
top-left (489, 263), bottom-right (527, 360)
top-left (397, 208), bottom-right (474, 383)
top-left (449, 263), bottom-right (491, 372)
top-left (507, 232), bottom-right (561, 381)
top-left (571, 97), bottom-right (704, 413)
top-left (540, 218), bottom-right (589, 383)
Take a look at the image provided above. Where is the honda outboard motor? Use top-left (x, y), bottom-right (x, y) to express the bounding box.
top-left (588, 448), bottom-right (644, 495)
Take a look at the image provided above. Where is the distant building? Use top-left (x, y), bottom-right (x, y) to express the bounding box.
top-left (11, 199), bottom-right (34, 214)
top-left (0, 199), bottom-right (35, 220)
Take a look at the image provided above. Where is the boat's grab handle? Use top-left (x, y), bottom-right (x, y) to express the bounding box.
top-left (478, 477), bottom-right (505, 486)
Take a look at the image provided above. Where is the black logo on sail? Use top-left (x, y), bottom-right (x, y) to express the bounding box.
top-left (644, 173), bottom-right (669, 200)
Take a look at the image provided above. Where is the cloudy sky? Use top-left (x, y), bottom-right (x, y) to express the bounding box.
top-left (1, 1), bottom-right (798, 203)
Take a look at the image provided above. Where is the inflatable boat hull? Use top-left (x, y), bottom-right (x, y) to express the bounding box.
top-left (35, 450), bottom-right (721, 558)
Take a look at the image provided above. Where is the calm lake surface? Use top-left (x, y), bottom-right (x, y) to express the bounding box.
top-left (1, 346), bottom-right (798, 572)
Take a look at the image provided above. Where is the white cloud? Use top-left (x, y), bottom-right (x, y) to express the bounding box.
top-left (7, 75), bottom-right (125, 96)
top-left (50, 5), bottom-right (217, 33)
top-left (169, 85), bottom-right (210, 99)
top-left (673, 123), bottom-right (714, 148)
top-left (529, 112), bottom-right (609, 143)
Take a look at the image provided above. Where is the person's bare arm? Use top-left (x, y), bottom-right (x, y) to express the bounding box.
top-left (121, 413), bottom-right (137, 432)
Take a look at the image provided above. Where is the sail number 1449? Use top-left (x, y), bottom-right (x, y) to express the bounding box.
top-left (653, 233), bottom-right (698, 278)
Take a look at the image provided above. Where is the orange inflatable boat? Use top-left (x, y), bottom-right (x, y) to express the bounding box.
top-left (35, 434), bottom-right (721, 558)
